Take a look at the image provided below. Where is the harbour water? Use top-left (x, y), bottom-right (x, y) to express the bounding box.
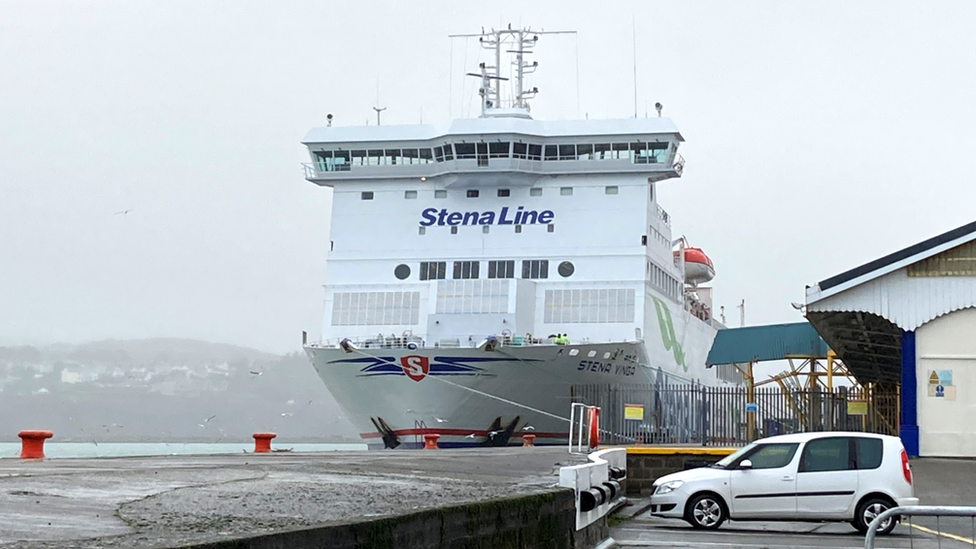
top-left (0, 441), bottom-right (367, 459)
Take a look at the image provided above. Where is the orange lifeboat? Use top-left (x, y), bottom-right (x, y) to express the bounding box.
top-left (674, 247), bottom-right (715, 286)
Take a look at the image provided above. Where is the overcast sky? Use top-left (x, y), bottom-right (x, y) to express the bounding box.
top-left (2, 1), bottom-right (973, 354)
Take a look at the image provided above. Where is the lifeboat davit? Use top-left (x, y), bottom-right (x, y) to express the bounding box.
top-left (674, 247), bottom-right (715, 286)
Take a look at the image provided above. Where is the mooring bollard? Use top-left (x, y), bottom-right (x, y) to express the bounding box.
top-left (522, 434), bottom-right (536, 447)
top-left (19, 430), bottom-right (53, 459)
top-left (252, 432), bottom-right (276, 453)
top-left (423, 433), bottom-right (440, 449)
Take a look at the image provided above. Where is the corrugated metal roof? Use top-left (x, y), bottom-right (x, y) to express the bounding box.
top-left (705, 322), bottom-right (830, 366)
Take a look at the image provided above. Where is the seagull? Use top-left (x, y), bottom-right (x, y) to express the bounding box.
top-left (204, 415), bottom-right (216, 424)
top-left (249, 370), bottom-right (263, 376)
top-left (522, 425), bottom-right (535, 431)
top-left (465, 433), bottom-right (476, 439)
top-left (280, 412), bottom-right (294, 417)
top-left (114, 209), bottom-right (134, 215)
top-left (432, 417), bottom-right (449, 423)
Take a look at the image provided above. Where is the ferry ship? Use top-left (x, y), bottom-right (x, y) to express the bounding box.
top-left (302, 27), bottom-right (732, 449)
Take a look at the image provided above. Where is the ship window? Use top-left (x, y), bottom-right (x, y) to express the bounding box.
top-left (361, 191), bottom-right (374, 200)
top-left (513, 142), bottom-right (527, 159)
top-left (558, 261), bottom-right (575, 277)
top-left (489, 142), bottom-right (510, 158)
top-left (433, 146), bottom-right (445, 162)
top-left (605, 186), bottom-right (619, 195)
top-left (488, 260), bottom-right (515, 279)
top-left (558, 144), bottom-right (576, 160)
top-left (401, 149), bottom-right (418, 164)
top-left (367, 149), bottom-right (383, 166)
top-left (418, 226), bottom-right (426, 235)
top-left (530, 188), bottom-right (543, 197)
top-left (577, 144), bottom-right (593, 160)
top-left (634, 142), bottom-right (669, 164)
top-left (404, 190), bottom-right (417, 199)
top-left (394, 264), bottom-right (411, 280)
top-left (453, 261), bottom-right (480, 279)
top-left (443, 144), bottom-right (454, 161)
top-left (435, 190), bottom-right (447, 199)
top-left (594, 144), bottom-right (612, 160)
top-left (522, 259), bottom-right (549, 279)
top-left (560, 187), bottom-right (573, 196)
top-left (612, 143), bottom-right (631, 161)
top-left (544, 288), bottom-right (635, 323)
top-left (350, 150), bottom-right (367, 166)
top-left (386, 149), bottom-right (403, 165)
top-left (455, 143), bottom-right (476, 159)
top-left (547, 224), bottom-right (554, 232)
top-left (331, 291), bottom-right (421, 326)
top-left (419, 148), bottom-right (433, 163)
top-left (466, 189), bottom-right (479, 198)
top-left (314, 151), bottom-right (351, 172)
top-left (544, 145), bottom-right (558, 161)
top-left (527, 144), bottom-right (543, 160)
top-left (450, 226), bottom-right (458, 234)
top-left (514, 225), bottom-right (522, 233)
top-left (482, 225), bottom-right (489, 234)
top-left (420, 261), bottom-right (447, 280)
top-left (435, 279), bottom-right (509, 314)
top-left (497, 188), bottom-right (510, 197)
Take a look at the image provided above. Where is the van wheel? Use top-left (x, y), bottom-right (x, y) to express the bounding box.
top-left (685, 493), bottom-right (726, 530)
top-left (852, 498), bottom-right (896, 535)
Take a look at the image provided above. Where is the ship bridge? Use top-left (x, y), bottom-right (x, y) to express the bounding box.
top-left (301, 116), bottom-right (685, 188)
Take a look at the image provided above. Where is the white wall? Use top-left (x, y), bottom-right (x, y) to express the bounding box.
top-left (917, 306), bottom-right (976, 457)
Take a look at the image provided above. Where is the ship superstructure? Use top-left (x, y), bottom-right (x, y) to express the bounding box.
top-left (302, 27), bottom-right (732, 449)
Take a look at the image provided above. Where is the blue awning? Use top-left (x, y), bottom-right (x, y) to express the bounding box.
top-left (706, 322), bottom-right (830, 366)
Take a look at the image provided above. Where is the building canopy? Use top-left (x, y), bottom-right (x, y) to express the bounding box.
top-left (706, 322), bottom-right (830, 367)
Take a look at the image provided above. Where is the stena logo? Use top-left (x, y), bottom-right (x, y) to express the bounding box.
top-left (400, 355), bottom-right (430, 382)
top-left (420, 206), bottom-right (554, 227)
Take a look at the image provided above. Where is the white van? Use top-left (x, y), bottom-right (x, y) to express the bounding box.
top-left (648, 432), bottom-right (918, 535)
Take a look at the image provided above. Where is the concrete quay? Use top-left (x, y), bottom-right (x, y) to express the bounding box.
top-left (0, 447), bottom-right (587, 548)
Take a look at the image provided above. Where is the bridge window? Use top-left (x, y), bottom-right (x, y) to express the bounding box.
top-left (489, 142), bottom-right (510, 158)
top-left (528, 144), bottom-right (543, 160)
top-left (633, 142), bottom-right (669, 164)
top-left (351, 150), bottom-right (367, 166)
top-left (419, 148), bottom-right (433, 163)
top-left (513, 142), bottom-right (527, 159)
top-left (544, 145), bottom-right (558, 161)
top-left (522, 259), bottom-right (549, 279)
top-left (314, 151), bottom-right (351, 172)
top-left (488, 260), bottom-right (515, 279)
top-left (453, 261), bottom-right (480, 279)
top-left (420, 261), bottom-right (447, 281)
top-left (577, 144), bottom-right (593, 160)
top-left (612, 143), bottom-right (632, 161)
top-left (558, 144), bottom-right (576, 160)
top-left (454, 143), bottom-right (476, 159)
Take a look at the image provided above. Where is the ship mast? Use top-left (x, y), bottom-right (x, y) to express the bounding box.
top-left (450, 26), bottom-right (574, 117)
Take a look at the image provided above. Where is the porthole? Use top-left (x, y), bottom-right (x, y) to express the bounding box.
top-left (558, 261), bottom-right (575, 277)
top-left (394, 264), bottom-right (411, 280)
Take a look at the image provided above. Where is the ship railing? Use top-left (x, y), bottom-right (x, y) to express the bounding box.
top-left (306, 334), bottom-right (589, 350)
top-left (657, 204), bottom-right (671, 227)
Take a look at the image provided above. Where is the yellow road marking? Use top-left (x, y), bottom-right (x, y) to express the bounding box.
top-left (621, 446), bottom-right (736, 456)
top-left (910, 522), bottom-right (976, 545)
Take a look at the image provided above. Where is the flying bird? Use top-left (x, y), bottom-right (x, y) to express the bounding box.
top-left (465, 433), bottom-right (476, 439)
top-left (114, 209), bottom-right (134, 215)
top-left (432, 417), bottom-right (449, 423)
top-left (521, 425), bottom-right (535, 431)
top-left (249, 370), bottom-right (263, 376)
top-left (204, 415), bottom-right (216, 424)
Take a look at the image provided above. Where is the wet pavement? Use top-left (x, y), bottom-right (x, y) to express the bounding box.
top-left (0, 447), bottom-right (583, 548)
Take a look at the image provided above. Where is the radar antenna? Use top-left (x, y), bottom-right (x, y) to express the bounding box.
top-left (450, 26), bottom-right (575, 117)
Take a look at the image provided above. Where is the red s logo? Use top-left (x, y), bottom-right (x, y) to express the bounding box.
top-left (399, 355), bottom-right (429, 382)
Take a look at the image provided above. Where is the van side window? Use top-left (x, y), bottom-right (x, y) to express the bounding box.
top-left (740, 443), bottom-right (798, 469)
top-left (854, 437), bottom-right (884, 470)
top-left (799, 437), bottom-right (851, 472)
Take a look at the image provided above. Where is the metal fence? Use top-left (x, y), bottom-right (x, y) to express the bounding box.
top-left (571, 381), bottom-right (899, 446)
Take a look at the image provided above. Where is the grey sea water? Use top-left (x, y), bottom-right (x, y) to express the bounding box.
top-left (0, 442), bottom-right (367, 459)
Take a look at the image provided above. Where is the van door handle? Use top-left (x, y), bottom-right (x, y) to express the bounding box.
top-left (781, 476), bottom-right (794, 482)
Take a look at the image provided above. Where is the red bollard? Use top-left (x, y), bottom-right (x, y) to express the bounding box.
top-left (19, 430), bottom-right (53, 459)
top-left (423, 434), bottom-right (440, 449)
top-left (252, 432), bottom-right (276, 453)
top-left (522, 434), bottom-right (536, 447)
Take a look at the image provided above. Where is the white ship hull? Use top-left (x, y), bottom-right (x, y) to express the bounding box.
top-left (305, 338), bottom-right (705, 449)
